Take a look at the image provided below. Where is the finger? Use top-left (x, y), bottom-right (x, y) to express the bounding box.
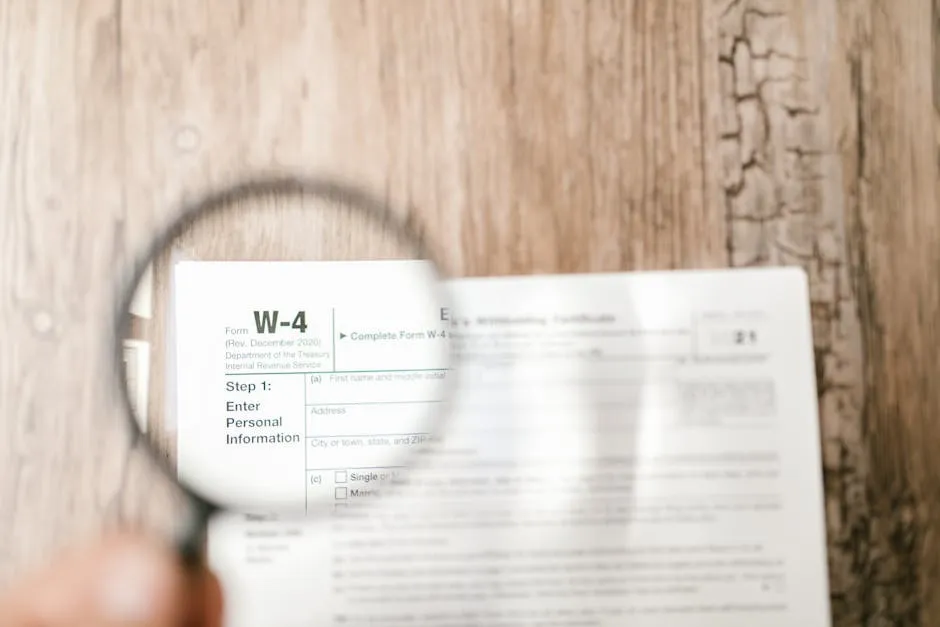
top-left (0, 533), bottom-right (205, 627)
top-left (188, 566), bottom-right (225, 627)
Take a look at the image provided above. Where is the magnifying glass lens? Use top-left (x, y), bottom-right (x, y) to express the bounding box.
top-left (118, 181), bottom-right (451, 518)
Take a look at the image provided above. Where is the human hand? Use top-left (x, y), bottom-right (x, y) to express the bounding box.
top-left (0, 532), bottom-right (223, 626)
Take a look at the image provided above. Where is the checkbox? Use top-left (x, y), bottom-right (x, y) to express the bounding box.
top-left (334, 503), bottom-right (348, 513)
top-left (335, 487), bottom-right (348, 500)
top-left (335, 470), bottom-right (348, 483)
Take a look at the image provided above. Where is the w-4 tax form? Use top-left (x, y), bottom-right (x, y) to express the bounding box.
top-left (174, 265), bottom-right (831, 627)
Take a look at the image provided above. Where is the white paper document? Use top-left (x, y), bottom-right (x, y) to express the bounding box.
top-left (172, 265), bottom-right (831, 627)
top-left (172, 260), bottom-right (446, 512)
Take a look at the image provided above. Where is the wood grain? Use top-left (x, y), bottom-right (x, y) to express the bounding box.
top-left (0, 0), bottom-right (164, 581)
top-left (1, 1), bottom-right (938, 624)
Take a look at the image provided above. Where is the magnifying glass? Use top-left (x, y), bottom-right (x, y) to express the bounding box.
top-left (113, 177), bottom-right (455, 565)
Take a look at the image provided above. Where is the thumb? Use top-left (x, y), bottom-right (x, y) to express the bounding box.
top-left (0, 533), bottom-right (223, 627)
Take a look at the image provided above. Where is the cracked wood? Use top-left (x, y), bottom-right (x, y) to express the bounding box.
top-left (719, 0), bottom-right (940, 626)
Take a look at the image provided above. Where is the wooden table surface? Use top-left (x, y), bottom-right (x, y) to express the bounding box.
top-left (0, 1), bottom-right (937, 625)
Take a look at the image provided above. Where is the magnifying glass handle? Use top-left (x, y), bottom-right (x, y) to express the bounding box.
top-left (173, 499), bottom-right (213, 569)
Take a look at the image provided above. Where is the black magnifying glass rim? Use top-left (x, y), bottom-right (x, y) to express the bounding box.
top-left (111, 174), bottom-right (458, 562)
